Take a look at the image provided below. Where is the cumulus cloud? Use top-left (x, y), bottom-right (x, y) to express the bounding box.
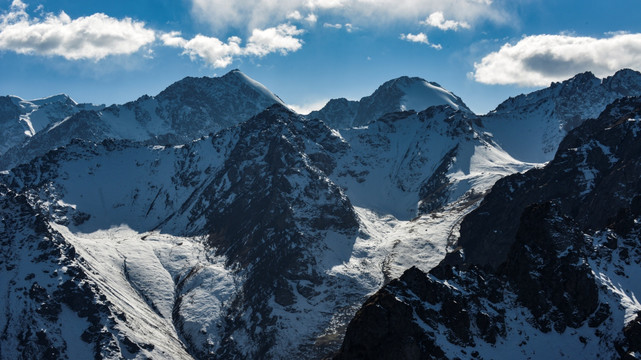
top-left (162, 24), bottom-right (304, 68)
top-left (0, 0), bottom-right (155, 60)
top-left (421, 11), bottom-right (470, 31)
top-left (400, 32), bottom-right (428, 44)
top-left (188, 0), bottom-right (503, 32)
top-left (473, 33), bottom-right (641, 86)
top-left (245, 24), bottom-right (304, 56)
top-left (162, 32), bottom-right (243, 68)
top-left (400, 32), bottom-right (442, 49)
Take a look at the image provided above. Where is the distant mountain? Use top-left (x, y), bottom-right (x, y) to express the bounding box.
top-left (0, 69), bottom-right (284, 170)
top-left (483, 69), bottom-right (641, 163)
top-left (336, 96), bottom-right (641, 360)
top-left (309, 76), bottom-right (471, 129)
top-left (0, 94), bottom-right (100, 155)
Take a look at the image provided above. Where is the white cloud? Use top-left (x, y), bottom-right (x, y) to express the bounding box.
top-left (305, 13), bottom-right (318, 24)
top-left (162, 32), bottom-right (243, 68)
top-left (8, 0), bottom-right (26, 13)
top-left (287, 10), bottom-right (318, 24)
top-left (188, 0), bottom-right (503, 32)
top-left (0, 0), bottom-right (155, 60)
top-left (400, 32), bottom-right (442, 49)
top-left (308, 0), bottom-right (344, 9)
top-left (162, 24), bottom-right (304, 68)
top-left (245, 24), bottom-right (304, 56)
top-left (323, 23), bottom-right (357, 32)
top-left (160, 31), bottom-right (187, 47)
top-left (323, 23), bottom-right (342, 29)
top-left (400, 32), bottom-right (428, 44)
top-left (473, 33), bottom-right (641, 86)
top-left (422, 11), bottom-right (470, 31)
top-left (287, 10), bottom-right (303, 20)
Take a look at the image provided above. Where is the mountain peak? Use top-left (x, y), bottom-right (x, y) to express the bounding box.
top-left (220, 68), bottom-right (245, 81)
top-left (381, 75), bottom-right (445, 91)
top-left (28, 94), bottom-right (77, 107)
top-left (571, 70), bottom-right (597, 80)
top-left (309, 75), bottom-right (470, 129)
top-left (158, 70), bottom-right (284, 108)
top-left (610, 67), bottom-right (641, 79)
top-left (352, 75), bottom-right (470, 126)
top-left (602, 68), bottom-right (641, 95)
top-left (375, 75), bottom-right (470, 112)
top-left (549, 71), bottom-right (600, 92)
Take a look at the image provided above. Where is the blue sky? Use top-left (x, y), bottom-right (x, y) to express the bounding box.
top-left (1, 0), bottom-right (641, 114)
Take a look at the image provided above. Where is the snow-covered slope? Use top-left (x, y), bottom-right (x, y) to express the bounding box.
top-left (309, 76), bottom-right (471, 129)
top-left (482, 69), bottom-right (641, 163)
top-left (330, 106), bottom-right (530, 220)
top-left (0, 70), bottom-right (284, 171)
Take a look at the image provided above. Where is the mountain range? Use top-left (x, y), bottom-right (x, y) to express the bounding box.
top-left (1, 68), bottom-right (640, 359)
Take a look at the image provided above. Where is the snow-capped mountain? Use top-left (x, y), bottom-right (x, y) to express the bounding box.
top-left (1, 69), bottom-right (640, 360)
top-left (0, 70), bottom-right (284, 171)
top-left (0, 94), bottom-right (101, 156)
top-left (309, 76), bottom-right (471, 129)
top-left (483, 68), bottom-right (641, 163)
top-left (336, 96), bottom-right (641, 359)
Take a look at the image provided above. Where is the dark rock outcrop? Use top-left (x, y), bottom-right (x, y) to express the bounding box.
top-left (460, 96), bottom-right (641, 269)
top-left (184, 105), bottom-right (359, 358)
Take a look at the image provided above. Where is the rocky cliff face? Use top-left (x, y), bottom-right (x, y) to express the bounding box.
top-left (460, 96), bottom-right (641, 269)
top-left (338, 200), bottom-right (641, 359)
top-left (186, 105), bottom-right (361, 358)
top-left (336, 96), bottom-right (641, 360)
